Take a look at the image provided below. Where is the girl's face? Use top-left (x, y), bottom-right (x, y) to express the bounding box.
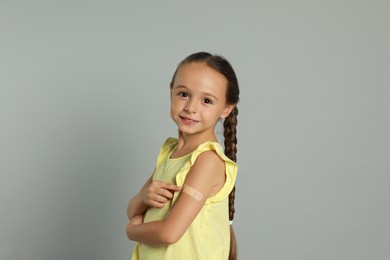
top-left (170, 62), bottom-right (235, 139)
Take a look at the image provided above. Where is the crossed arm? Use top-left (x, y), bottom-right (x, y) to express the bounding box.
top-left (126, 151), bottom-right (226, 247)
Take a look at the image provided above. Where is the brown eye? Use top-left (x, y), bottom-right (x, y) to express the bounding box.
top-left (178, 92), bottom-right (188, 98)
top-left (204, 98), bottom-right (213, 104)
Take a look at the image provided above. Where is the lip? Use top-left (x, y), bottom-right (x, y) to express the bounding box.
top-left (179, 116), bottom-right (199, 125)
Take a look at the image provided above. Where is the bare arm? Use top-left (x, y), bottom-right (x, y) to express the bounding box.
top-left (126, 151), bottom-right (226, 246)
top-left (127, 175), bottom-right (152, 219)
top-left (127, 173), bottom-right (182, 220)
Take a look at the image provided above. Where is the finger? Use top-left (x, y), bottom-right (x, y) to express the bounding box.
top-left (160, 182), bottom-right (182, 191)
top-left (145, 194), bottom-right (167, 207)
top-left (158, 188), bottom-right (176, 199)
top-left (150, 201), bottom-right (165, 208)
top-left (153, 194), bottom-right (168, 203)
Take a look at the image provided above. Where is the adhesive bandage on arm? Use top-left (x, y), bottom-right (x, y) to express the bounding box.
top-left (182, 184), bottom-right (204, 201)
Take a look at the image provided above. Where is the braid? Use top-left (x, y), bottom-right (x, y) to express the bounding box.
top-left (224, 107), bottom-right (238, 221)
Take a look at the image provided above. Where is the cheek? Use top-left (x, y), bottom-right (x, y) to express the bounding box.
top-left (206, 110), bottom-right (222, 122)
top-left (171, 98), bottom-right (184, 109)
top-left (170, 99), bottom-right (177, 110)
top-left (170, 106), bottom-right (176, 120)
top-left (170, 101), bottom-right (180, 115)
top-left (170, 103), bottom-right (175, 114)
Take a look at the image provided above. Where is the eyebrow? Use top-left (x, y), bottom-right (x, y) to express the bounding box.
top-left (175, 85), bottom-right (219, 101)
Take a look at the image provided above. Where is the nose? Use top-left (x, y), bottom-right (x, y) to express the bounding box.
top-left (184, 100), bottom-right (197, 114)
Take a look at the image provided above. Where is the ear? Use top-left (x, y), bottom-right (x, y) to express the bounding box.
top-left (220, 104), bottom-right (235, 119)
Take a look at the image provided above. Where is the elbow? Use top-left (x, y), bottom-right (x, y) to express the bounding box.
top-left (159, 226), bottom-right (182, 245)
top-left (127, 209), bottom-right (133, 220)
top-left (159, 233), bottom-right (179, 245)
top-left (125, 222), bottom-right (133, 241)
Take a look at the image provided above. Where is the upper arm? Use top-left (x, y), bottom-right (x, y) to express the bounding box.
top-left (160, 151), bottom-right (226, 243)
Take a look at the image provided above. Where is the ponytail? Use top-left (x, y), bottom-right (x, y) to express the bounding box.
top-left (223, 107), bottom-right (238, 260)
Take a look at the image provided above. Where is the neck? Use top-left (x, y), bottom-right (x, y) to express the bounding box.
top-left (176, 130), bottom-right (217, 152)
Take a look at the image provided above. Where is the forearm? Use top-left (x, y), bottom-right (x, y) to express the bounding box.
top-left (126, 220), bottom-right (175, 247)
top-left (127, 194), bottom-right (147, 220)
top-left (126, 191), bottom-right (203, 247)
top-left (127, 176), bottom-right (153, 219)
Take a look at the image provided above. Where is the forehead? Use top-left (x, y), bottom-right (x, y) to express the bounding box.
top-left (173, 62), bottom-right (228, 97)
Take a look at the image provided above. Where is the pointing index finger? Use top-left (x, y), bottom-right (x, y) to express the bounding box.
top-left (163, 183), bottom-right (182, 191)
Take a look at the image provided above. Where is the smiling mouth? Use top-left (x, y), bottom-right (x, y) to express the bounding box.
top-left (179, 116), bottom-right (199, 125)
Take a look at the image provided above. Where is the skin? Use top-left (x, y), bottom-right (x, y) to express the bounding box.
top-left (126, 62), bottom-right (235, 246)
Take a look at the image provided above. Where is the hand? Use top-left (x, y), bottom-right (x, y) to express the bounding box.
top-left (130, 214), bottom-right (144, 225)
top-left (141, 181), bottom-right (181, 208)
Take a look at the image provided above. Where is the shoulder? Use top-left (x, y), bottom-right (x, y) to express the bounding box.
top-left (155, 137), bottom-right (178, 168)
top-left (162, 137), bottom-right (178, 148)
top-left (159, 137), bottom-right (178, 155)
top-left (175, 141), bottom-right (238, 187)
top-left (189, 148), bottom-right (225, 182)
top-left (193, 150), bottom-right (225, 170)
top-left (189, 141), bottom-right (235, 168)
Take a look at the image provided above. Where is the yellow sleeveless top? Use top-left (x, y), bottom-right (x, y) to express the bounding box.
top-left (131, 137), bottom-right (238, 260)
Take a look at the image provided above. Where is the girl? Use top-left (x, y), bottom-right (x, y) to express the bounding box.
top-left (126, 52), bottom-right (240, 260)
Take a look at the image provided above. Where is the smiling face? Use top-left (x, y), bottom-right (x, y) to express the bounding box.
top-left (170, 62), bottom-right (235, 141)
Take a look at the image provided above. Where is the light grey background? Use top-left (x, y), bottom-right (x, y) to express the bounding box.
top-left (1, 1), bottom-right (389, 259)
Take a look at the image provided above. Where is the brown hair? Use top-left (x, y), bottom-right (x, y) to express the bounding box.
top-left (171, 52), bottom-right (240, 260)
